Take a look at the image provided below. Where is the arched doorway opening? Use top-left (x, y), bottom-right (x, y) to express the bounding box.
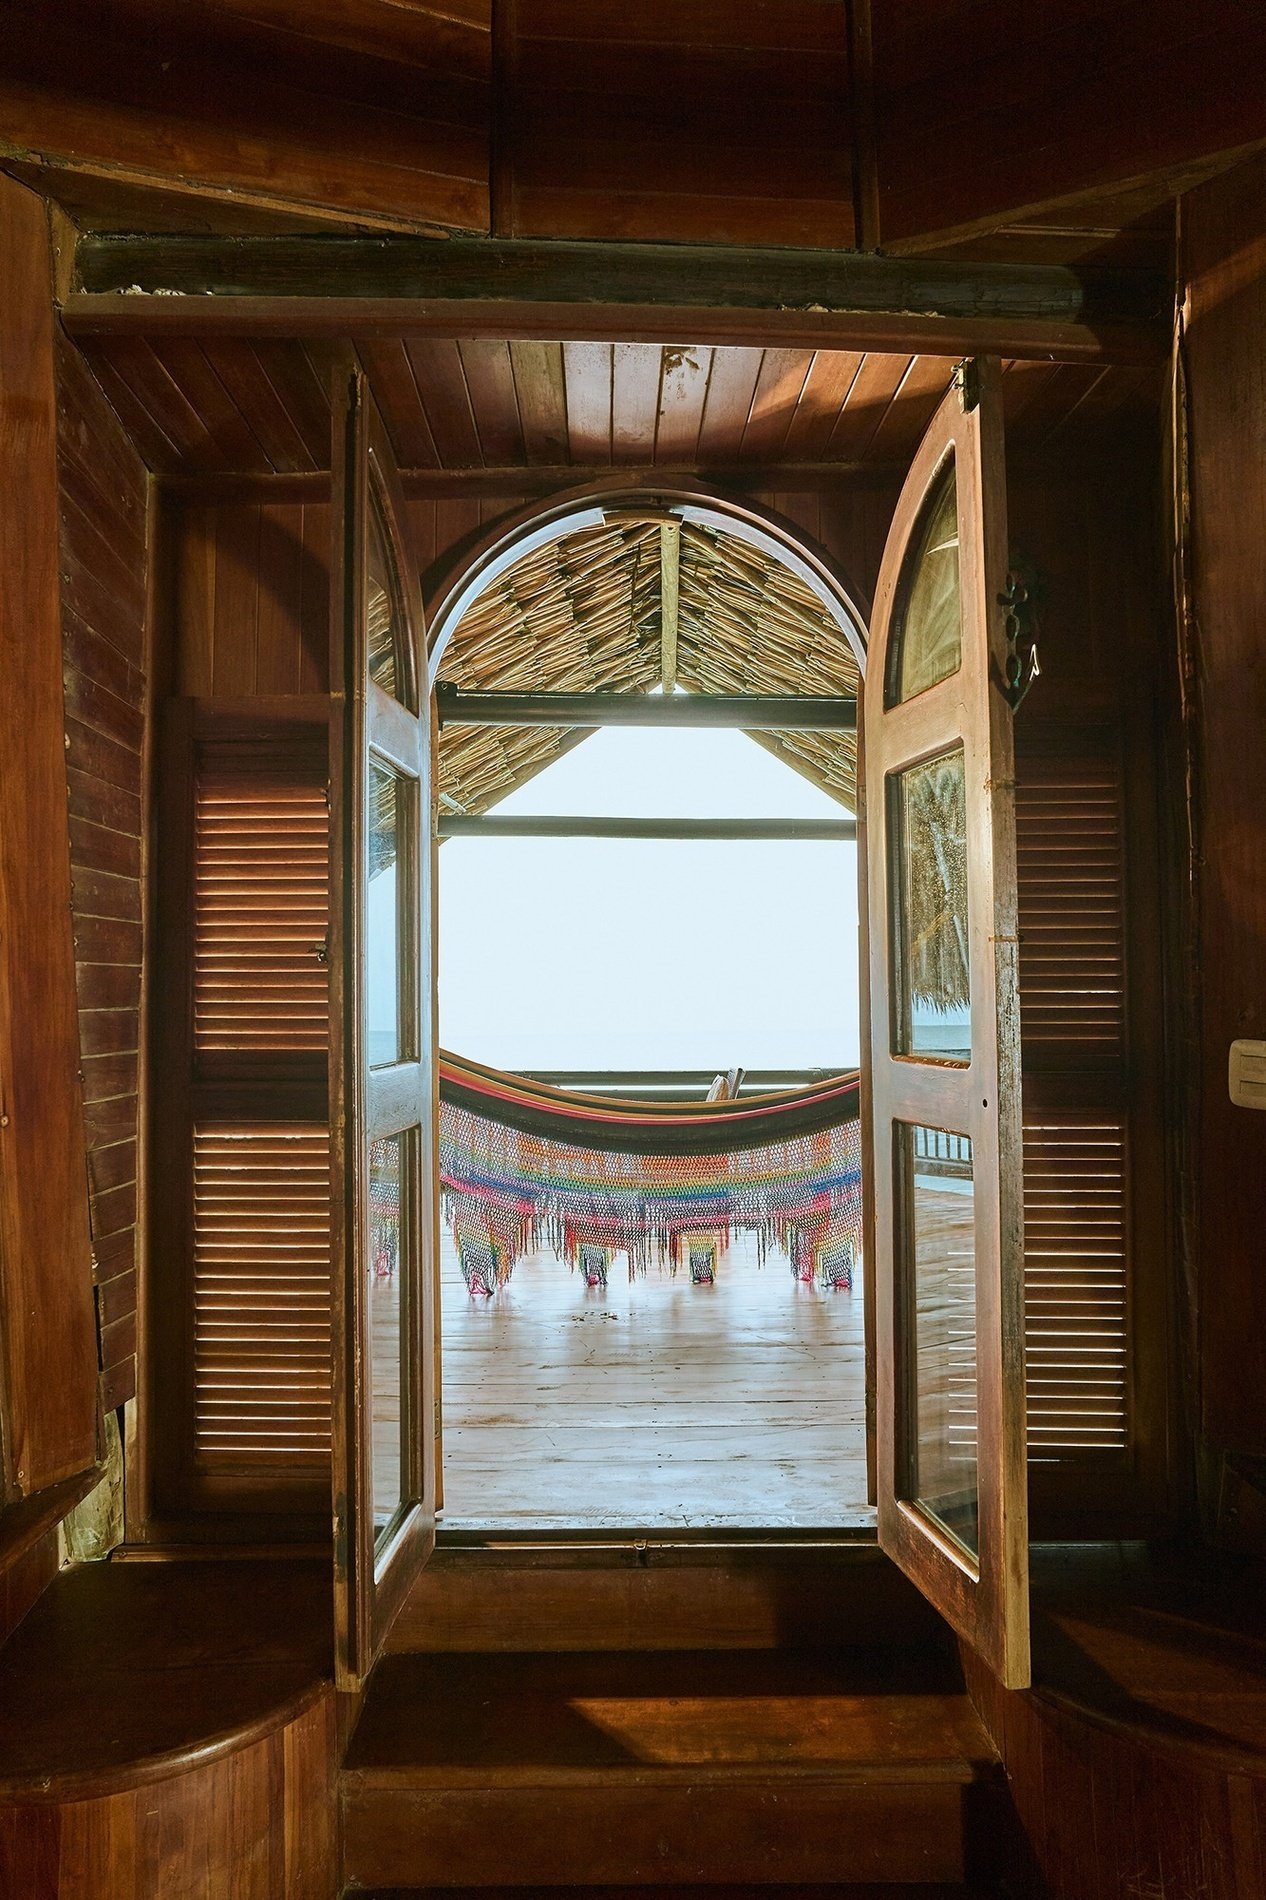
top-left (418, 482), bottom-right (872, 1533)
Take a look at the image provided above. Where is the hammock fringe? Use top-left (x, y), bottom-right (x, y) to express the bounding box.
top-left (437, 1056), bottom-right (864, 1297)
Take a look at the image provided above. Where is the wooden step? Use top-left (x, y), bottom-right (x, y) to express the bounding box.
top-left (391, 1541), bottom-right (951, 1653)
top-left (346, 1886), bottom-right (997, 1899)
top-left (341, 1650), bottom-right (997, 1890)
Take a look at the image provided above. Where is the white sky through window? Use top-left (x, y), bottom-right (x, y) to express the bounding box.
top-left (434, 723), bottom-right (860, 1074)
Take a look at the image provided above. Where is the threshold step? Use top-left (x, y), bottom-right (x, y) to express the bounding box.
top-left (341, 1650), bottom-right (996, 1890)
top-left (347, 1887), bottom-right (997, 1899)
top-left (391, 1542), bottom-right (948, 1654)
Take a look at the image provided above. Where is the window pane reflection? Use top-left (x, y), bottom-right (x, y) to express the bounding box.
top-left (885, 459), bottom-right (962, 707)
top-left (367, 764), bottom-right (400, 1067)
top-left (369, 1132), bottom-right (406, 1537)
top-left (367, 499), bottom-right (407, 704)
top-left (899, 1122), bottom-right (978, 1557)
top-left (891, 747), bottom-right (970, 1061)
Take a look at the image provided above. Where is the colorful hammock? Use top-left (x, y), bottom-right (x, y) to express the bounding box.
top-left (437, 1051), bottom-right (863, 1297)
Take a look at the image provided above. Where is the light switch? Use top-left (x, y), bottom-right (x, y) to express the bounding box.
top-left (1229, 1039), bottom-right (1266, 1108)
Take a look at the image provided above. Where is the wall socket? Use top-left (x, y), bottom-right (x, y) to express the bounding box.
top-left (1229, 1039), bottom-right (1266, 1109)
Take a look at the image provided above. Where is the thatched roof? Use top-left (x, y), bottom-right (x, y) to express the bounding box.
top-left (435, 514), bottom-right (861, 815)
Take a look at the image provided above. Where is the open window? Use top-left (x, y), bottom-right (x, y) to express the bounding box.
top-left (865, 358), bottom-right (1030, 1689)
top-left (329, 359), bottom-right (439, 1686)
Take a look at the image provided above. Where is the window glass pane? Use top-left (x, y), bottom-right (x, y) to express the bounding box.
top-left (367, 497), bottom-right (411, 707)
top-left (367, 764), bottom-right (401, 1067)
top-left (885, 460), bottom-right (961, 707)
top-left (899, 1122), bottom-right (978, 1558)
top-left (369, 1132), bottom-right (407, 1538)
top-left (891, 747), bottom-right (970, 1062)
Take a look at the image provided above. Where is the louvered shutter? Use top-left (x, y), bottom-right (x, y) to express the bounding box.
top-left (1016, 735), bottom-right (1131, 1464)
top-left (187, 731), bottom-right (333, 1480)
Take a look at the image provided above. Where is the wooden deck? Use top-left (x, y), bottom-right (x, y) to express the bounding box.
top-left (437, 1229), bottom-right (870, 1531)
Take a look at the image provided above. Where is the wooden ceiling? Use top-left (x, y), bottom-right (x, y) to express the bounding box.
top-left (78, 335), bottom-right (1159, 479)
top-left (436, 514), bottom-right (861, 819)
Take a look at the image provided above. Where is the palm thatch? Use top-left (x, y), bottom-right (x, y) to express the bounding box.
top-left (901, 754), bottom-right (970, 1013)
top-left (435, 513), bottom-right (860, 816)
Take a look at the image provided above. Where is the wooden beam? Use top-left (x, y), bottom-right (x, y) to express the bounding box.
top-left (659, 520), bottom-right (680, 695)
top-left (0, 174), bottom-right (101, 1502)
top-left (435, 686), bottom-right (857, 732)
top-left (65, 235), bottom-right (1168, 365)
top-left (438, 815), bottom-right (857, 842)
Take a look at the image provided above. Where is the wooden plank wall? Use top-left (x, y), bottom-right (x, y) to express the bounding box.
top-left (5, 1), bottom-right (1264, 256)
top-left (502, 1), bottom-right (855, 246)
top-left (165, 483), bottom-right (893, 694)
top-left (55, 334), bottom-right (151, 1416)
top-left (1, 0), bottom-right (491, 236)
top-left (1181, 151), bottom-right (1266, 1467)
top-left (871, 1), bottom-right (1266, 252)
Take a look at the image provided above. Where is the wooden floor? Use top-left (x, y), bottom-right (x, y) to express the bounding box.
top-left (438, 1229), bottom-right (870, 1531)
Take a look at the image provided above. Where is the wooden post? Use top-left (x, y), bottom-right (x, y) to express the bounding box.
top-left (660, 520), bottom-right (680, 694)
top-left (0, 177), bottom-right (100, 1503)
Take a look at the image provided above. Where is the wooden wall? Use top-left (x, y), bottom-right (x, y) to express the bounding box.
top-left (1, 0), bottom-right (491, 236)
top-left (500, 1), bottom-right (855, 246)
top-left (1181, 152), bottom-right (1266, 1468)
top-left (55, 333), bottom-right (152, 1419)
top-left (6, 1), bottom-right (1264, 259)
top-left (165, 481), bottom-right (897, 692)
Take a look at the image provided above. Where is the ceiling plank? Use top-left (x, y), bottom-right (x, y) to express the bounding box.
top-left (66, 235), bottom-right (1168, 366)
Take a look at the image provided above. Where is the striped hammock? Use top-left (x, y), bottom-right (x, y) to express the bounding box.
top-left (437, 1052), bottom-right (863, 1297)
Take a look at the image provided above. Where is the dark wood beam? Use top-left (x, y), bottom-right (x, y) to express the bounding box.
top-left (435, 686), bottom-right (858, 732)
top-left (65, 235), bottom-right (1168, 365)
top-left (438, 814), bottom-right (857, 842)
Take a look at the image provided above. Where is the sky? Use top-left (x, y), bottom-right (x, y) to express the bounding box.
top-left (430, 722), bottom-right (860, 1075)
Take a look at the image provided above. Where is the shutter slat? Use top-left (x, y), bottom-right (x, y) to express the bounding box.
top-left (192, 1123), bottom-right (332, 1466)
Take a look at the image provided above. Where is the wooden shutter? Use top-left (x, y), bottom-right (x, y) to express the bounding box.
top-left (149, 707), bottom-right (332, 1521)
top-left (1016, 734), bottom-right (1134, 1480)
